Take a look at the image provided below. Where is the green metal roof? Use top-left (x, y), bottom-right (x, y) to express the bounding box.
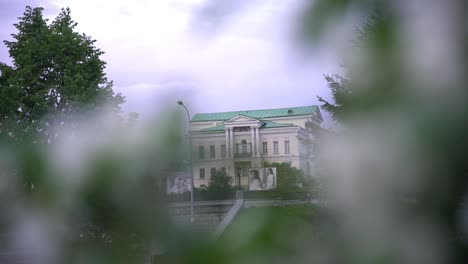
top-left (262, 121), bottom-right (295, 128)
top-left (197, 121), bottom-right (295, 132)
top-left (192, 105), bottom-right (318, 122)
top-left (199, 124), bottom-right (225, 132)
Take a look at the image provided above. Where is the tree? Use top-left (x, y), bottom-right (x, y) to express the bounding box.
top-left (0, 6), bottom-right (124, 142)
top-left (263, 162), bottom-right (307, 193)
top-left (126, 112), bottom-right (140, 127)
top-left (316, 10), bottom-right (385, 122)
top-left (317, 74), bottom-right (351, 121)
top-left (207, 170), bottom-right (234, 193)
top-left (0, 62), bottom-right (21, 139)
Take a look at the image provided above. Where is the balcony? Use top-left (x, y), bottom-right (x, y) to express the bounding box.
top-left (234, 142), bottom-right (252, 158)
top-left (234, 152), bottom-right (252, 158)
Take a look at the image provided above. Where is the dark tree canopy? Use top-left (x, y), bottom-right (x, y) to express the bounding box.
top-left (0, 6), bottom-right (124, 142)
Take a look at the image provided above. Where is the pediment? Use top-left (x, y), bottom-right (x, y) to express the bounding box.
top-left (224, 115), bottom-right (263, 125)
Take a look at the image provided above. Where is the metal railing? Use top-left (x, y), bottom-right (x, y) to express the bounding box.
top-left (234, 152), bottom-right (252, 157)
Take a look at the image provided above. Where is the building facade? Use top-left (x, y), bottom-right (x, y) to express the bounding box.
top-left (190, 106), bottom-right (323, 189)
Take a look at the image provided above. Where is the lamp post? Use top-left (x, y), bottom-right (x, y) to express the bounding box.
top-left (177, 100), bottom-right (194, 223)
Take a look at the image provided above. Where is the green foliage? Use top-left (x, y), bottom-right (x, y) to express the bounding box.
top-left (316, 8), bottom-right (389, 122)
top-left (298, 0), bottom-right (354, 46)
top-left (307, 1), bottom-right (468, 263)
top-left (263, 162), bottom-right (307, 194)
top-left (207, 170), bottom-right (234, 193)
top-left (317, 74), bottom-right (351, 121)
top-left (172, 171), bottom-right (236, 201)
top-left (216, 205), bottom-right (317, 263)
top-left (0, 111), bottom-right (185, 263)
top-left (127, 112), bottom-right (140, 125)
top-left (0, 6), bottom-right (124, 142)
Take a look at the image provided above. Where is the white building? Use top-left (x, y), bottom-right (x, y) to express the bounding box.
top-left (190, 105), bottom-right (323, 188)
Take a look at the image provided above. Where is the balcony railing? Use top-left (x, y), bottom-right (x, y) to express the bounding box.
top-left (234, 143), bottom-right (252, 158)
top-left (234, 152), bottom-right (252, 158)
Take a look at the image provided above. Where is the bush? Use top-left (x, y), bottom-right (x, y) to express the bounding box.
top-left (263, 162), bottom-right (306, 193)
top-left (207, 170), bottom-right (234, 193)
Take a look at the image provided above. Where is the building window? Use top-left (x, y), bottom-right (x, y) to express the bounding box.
top-left (210, 145), bottom-right (215, 159)
top-left (199, 146), bottom-right (205, 159)
top-left (234, 127), bottom-right (250, 132)
top-left (241, 140), bottom-right (247, 154)
top-left (273, 141), bottom-right (279, 154)
top-left (210, 168), bottom-right (216, 179)
top-left (221, 167), bottom-right (226, 174)
top-left (200, 168), bottom-right (205, 180)
top-left (262, 142), bottom-right (268, 154)
top-left (221, 144), bottom-right (226, 158)
top-left (285, 140), bottom-right (290, 154)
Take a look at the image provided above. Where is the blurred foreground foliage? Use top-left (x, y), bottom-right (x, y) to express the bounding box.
top-left (0, 109), bottom-right (188, 263)
top-left (153, 205), bottom-right (319, 264)
top-left (304, 0), bottom-right (468, 263)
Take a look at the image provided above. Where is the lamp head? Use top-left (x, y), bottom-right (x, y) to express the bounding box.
top-left (177, 101), bottom-right (183, 106)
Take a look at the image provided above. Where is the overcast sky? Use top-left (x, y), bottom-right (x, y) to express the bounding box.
top-left (0, 0), bottom-right (348, 125)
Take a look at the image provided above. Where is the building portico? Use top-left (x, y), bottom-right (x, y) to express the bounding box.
top-left (190, 106), bottom-right (323, 189)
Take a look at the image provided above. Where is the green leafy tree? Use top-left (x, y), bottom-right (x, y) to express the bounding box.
top-left (0, 63), bottom-right (21, 139)
top-left (1, 6), bottom-right (124, 142)
top-left (207, 170), bottom-right (234, 193)
top-left (263, 162), bottom-right (307, 193)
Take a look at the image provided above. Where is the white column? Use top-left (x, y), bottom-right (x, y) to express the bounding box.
top-left (254, 127), bottom-right (257, 156)
top-left (225, 128), bottom-right (229, 158)
top-left (250, 126), bottom-right (255, 155)
top-left (255, 127), bottom-right (260, 156)
top-left (229, 127), bottom-right (234, 157)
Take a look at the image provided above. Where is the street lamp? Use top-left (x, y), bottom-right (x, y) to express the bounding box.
top-left (177, 100), bottom-right (194, 223)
